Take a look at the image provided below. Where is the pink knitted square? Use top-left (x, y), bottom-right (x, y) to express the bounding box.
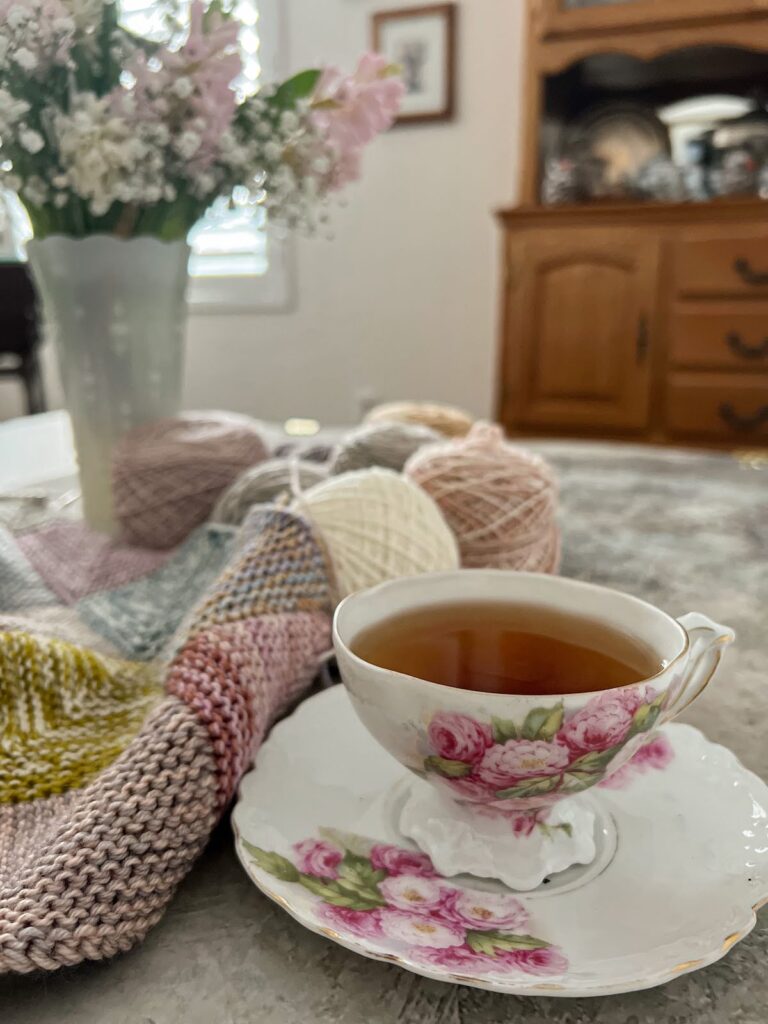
top-left (17, 521), bottom-right (170, 605)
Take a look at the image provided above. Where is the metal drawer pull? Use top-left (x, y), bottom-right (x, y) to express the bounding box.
top-left (719, 402), bottom-right (768, 432)
top-left (733, 258), bottom-right (768, 286)
top-left (725, 332), bottom-right (768, 360)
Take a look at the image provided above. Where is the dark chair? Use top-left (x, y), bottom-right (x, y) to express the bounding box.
top-left (0, 261), bottom-right (46, 415)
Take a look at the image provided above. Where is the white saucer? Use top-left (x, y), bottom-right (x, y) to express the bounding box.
top-left (232, 686), bottom-right (768, 998)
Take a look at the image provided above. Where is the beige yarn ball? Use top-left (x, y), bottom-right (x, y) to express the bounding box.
top-left (404, 422), bottom-right (561, 573)
top-left (364, 400), bottom-right (474, 438)
top-left (211, 458), bottom-right (327, 526)
top-left (330, 420), bottom-right (442, 476)
top-left (292, 468), bottom-right (459, 599)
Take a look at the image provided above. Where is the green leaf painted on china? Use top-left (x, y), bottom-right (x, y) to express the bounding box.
top-left (536, 703), bottom-right (565, 741)
top-left (492, 716), bottom-right (519, 743)
top-left (337, 851), bottom-right (387, 889)
top-left (243, 842), bottom-right (300, 882)
top-left (298, 873), bottom-right (385, 910)
top-left (466, 931), bottom-right (551, 956)
top-left (560, 769), bottom-right (601, 793)
top-left (271, 69), bottom-right (322, 108)
top-left (521, 706), bottom-right (561, 741)
top-left (568, 746), bottom-right (620, 773)
top-left (495, 775), bottom-right (560, 800)
top-left (424, 755), bottom-right (473, 778)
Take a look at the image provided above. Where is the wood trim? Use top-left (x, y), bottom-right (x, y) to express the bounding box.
top-left (497, 198), bottom-right (768, 227)
top-left (537, 0), bottom-right (768, 41)
top-left (534, 17), bottom-right (768, 75)
top-left (372, 3), bottom-right (457, 125)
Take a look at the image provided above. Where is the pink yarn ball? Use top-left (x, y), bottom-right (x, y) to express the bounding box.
top-left (113, 413), bottom-right (269, 549)
top-left (404, 423), bottom-right (561, 573)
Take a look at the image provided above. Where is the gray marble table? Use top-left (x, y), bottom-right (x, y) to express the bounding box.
top-left (2, 441), bottom-right (767, 1024)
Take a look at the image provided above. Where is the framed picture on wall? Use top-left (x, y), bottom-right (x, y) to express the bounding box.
top-left (372, 3), bottom-right (457, 125)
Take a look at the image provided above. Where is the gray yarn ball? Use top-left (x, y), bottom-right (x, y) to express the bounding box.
top-left (330, 421), bottom-right (442, 476)
top-left (210, 458), bottom-right (327, 526)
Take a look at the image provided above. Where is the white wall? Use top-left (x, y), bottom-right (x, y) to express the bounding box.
top-left (0, 0), bottom-right (523, 425)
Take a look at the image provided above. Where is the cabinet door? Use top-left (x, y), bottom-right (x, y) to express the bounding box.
top-left (537, 0), bottom-right (765, 36)
top-left (501, 230), bottom-right (659, 433)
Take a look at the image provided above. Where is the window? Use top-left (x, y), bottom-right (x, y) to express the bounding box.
top-left (119, 0), bottom-right (292, 311)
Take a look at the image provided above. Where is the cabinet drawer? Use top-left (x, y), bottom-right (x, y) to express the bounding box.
top-left (672, 305), bottom-right (768, 371)
top-left (667, 373), bottom-right (768, 440)
top-left (676, 233), bottom-right (768, 297)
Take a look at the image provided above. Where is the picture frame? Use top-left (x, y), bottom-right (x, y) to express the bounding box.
top-left (372, 3), bottom-right (457, 125)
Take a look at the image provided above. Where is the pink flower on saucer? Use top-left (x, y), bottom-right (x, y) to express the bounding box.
top-left (507, 945), bottom-right (569, 976)
top-left (379, 874), bottom-right (447, 913)
top-left (600, 733), bottom-right (674, 789)
top-left (410, 943), bottom-right (499, 973)
top-left (370, 844), bottom-right (436, 877)
top-left (558, 692), bottom-right (639, 755)
top-left (379, 909), bottom-right (465, 948)
top-left (293, 838), bottom-right (342, 879)
top-left (427, 712), bottom-right (493, 764)
top-left (317, 903), bottom-right (384, 939)
top-left (478, 739), bottom-right (571, 789)
top-left (631, 732), bottom-right (674, 770)
top-left (443, 889), bottom-right (529, 932)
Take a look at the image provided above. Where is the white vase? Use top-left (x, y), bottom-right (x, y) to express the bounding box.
top-left (28, 236), bottom-right (189, 534)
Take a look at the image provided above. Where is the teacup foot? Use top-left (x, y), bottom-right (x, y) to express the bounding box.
top-left (399, 778), bottom-right (604, 891)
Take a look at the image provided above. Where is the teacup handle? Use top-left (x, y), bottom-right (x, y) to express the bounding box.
top-left (661, 613), bottom-right (735, 724)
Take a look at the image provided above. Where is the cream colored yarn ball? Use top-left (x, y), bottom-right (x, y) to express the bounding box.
top-left (330, 420), bottom-right (442, 476)
top-left (210, 458), bottom-right (327, 526)
top-left (404, 422), bottom-right (561, 573)
top-left (364, 400), bottom-right (474, 438)
top-left (292, 468), bottom-right (459, 599)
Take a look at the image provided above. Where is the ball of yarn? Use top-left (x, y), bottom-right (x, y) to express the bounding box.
top-left (211, 458), bottom-right (327, 526)
top-left (404, 422), bottom-right (561, 573)
top-left (113, 412), bottom-right (269, 549)
top-left (364, 400), bottom-right (474, 438)
top-left (292, 468), bottom-right (459, 599)
top-left (273, 440), bottom-right (333, 464)
top-left (330, 420), bottom-right (442, 476)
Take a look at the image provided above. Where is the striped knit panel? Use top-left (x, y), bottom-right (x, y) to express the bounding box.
top-left (0, 697), bottom-right (217, 974)
top-left (167, 508), bottom-right (334, 808)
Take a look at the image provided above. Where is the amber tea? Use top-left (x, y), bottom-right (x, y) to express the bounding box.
top-left (352, 601), bottom-right (660, 696)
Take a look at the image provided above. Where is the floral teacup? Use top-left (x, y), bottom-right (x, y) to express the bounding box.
top-left (333, 571), bottom-right (734, 887)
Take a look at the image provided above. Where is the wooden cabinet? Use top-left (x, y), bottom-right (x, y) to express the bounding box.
top-left (502, 230), bottom-right (658, 432)
top-left (537, 0), bottom-right (767, 38)
top-left (498, 202), bottom-right (768, 446)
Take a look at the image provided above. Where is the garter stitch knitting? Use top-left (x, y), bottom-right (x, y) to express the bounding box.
top-left (0, 506), bottom-right (333, 974)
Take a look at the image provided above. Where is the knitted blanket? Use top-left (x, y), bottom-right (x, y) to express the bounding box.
top-left (0, 508), bottom-right (333, 973)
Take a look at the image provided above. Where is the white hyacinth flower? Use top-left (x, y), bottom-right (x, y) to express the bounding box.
top-left (19, 128), bottom-right (45, 154)
top-left (172, 77), bottom-right (194, 100)
top-left (175, 130), bottom-right (202, 159)
top-left (14, 48), bottom-right (38, 72)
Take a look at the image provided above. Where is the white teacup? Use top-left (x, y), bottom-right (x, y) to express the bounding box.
top-left (333, 571), bottom-right (734, 888)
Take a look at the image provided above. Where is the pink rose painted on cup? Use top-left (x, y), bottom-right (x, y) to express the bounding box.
top-left (478, 739), bottom-right (571, 789)
top-left (293, 838), bottom-right (342, 879)
top-left (427, 712), bottom-right (493, 765)
top-left (442, 776), bottom-right (497, 803)
top-left (443, 889), bottom-right (529, 932)
top-left (370, 843), bottom-right (436, 877)
top-left (379, 909), bottom-right (465, 948)
top-left (317, 903), bottom-right (384, 939)
top-left (379, 874), bottom-right (447, 913)
top-left (557, 691), bottom-right (640, 756)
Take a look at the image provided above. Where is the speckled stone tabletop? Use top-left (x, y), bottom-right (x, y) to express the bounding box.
top-left (2, 441), bottom-right (766, 1024)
